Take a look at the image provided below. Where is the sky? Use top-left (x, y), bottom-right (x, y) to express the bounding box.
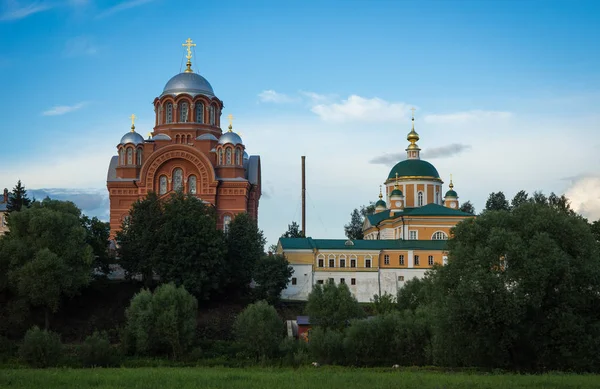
top-left (0, 0), bottom-right (599, 246)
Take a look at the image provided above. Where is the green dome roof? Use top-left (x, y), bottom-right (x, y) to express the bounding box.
top-left (390, 188), bottom-right (403, 197)
top-left (445, 190), bottom-right (458, 198)
top-left (388, 159), bottom-right (440, 180)
top-left (375, 199), bottom-right (386, 208)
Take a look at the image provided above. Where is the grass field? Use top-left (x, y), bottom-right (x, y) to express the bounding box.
top-left (1, 367), bottom-right (599, 389)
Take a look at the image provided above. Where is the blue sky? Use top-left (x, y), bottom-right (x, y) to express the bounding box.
top-left (1, 0), bottom-right (599, 245)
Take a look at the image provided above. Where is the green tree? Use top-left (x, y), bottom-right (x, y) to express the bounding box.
top-left (81, 215), bottom-right (111, 275)
top-left (591, 219), bottom-right (600, 242)
top-left (226, 212), bottom-right (266, 292)
top-left (397, 276), bottom-right (433, 311)
top-left (0, 199), bottom-right (93, 328)
top-left (233, 300), bottom-right (284, 361)
top-left (6, 180), bottom-right (32, 213)
top-left (459, 200), bottom-right (476, 215)
top-left (511, 190), bottom-right (529, 209)
top-left (431, 202), bottom-right (600, 371)
top-left (252, 254), bottom-right (293, 304)
top-left (117, 192), bottom-right (163, 286)
top-left (371, 292), bottom-right (397, 315)
top-left (484, 191), bottom-right (510, 211)
top-left (281, 221), bottom-right (304, 238)
top-left (344, 208), bottom-right (364, 240)
top-left (154, 192), bottom-right (227, 300)
top-left (306, 282), bottom-right (365, 331)
top-left (360, 202), bottom-right (376, 218)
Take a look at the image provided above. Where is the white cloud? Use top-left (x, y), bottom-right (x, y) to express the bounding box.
top-left (0, 1), bottom-right (52, 21)
top-left (64, 36), bottom-right (98, 57)
top-left (565, 176), bottom-right (600, 221)
top-left (311, 95), bottom-right (412, 123)
top-left (96, 0), bottom-right (157, 18)
top-left (42, 101), bottom-right (88, 116)
top-left (424, 110), bottom-right (512, 124)
top-left (299, 91), bottom-right (336, 104)
top-left (257, 90), bottom-right (296, 104)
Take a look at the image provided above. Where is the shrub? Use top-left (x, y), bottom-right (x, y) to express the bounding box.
top-left (233, 300), bottom-right (284, 361)
top-left (19, 326), bottom-right (62, 368)
top-left (80, 331), bottom-right (118, 367)
top-left (0, 335), bottom-right (18, 362)
top-left (122, 283), bottom-right (197, 359)
top-left (279, 337), bottom-right (309, 367)
top-left (308, 327), bottom-right (346, 365)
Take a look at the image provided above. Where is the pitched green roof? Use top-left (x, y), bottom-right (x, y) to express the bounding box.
top-left (279, 237), bottom-right (448, 251)
top-left (366, 203), bottom-right (472, 227)
top-left (388, 159), bottom-right (440, 179)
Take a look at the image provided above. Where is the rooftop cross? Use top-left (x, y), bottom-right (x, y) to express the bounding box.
top-left (410, 107), bottom-right (416, 119)
top-left (227, 114), bottom-right (234, 131)
top-left (129, 114), bottom-right (136, 131)
top-left (182, 38), bottom-right (196, 73)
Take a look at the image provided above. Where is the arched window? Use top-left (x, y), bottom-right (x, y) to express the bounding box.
top-left (159, 175), bottom-right (167, 195)
top-left (173, 168), bottom-right (183, 191)
top-left (137, 148), bottom-right (143, 165)
top-left (127, 148), bottom-right (133, 165)
top-left (235, 149), bottom-right (241, 165)
top-left (226, 148), bottom-right (232, 165)
top-left (196, 103), bottom-right (204, 123)
top-left (328, 254), bottom-right (335, 268)
top-left (180, 102), bottom-right (188, 122)
top-left (166, 103), bottom-right (173, 124)
top-left (432, 231), bottom-right (448, 240)
top-left (187, 135), bottom-right (191, 143)
top-left (223, 215), bottom-right (232, 233)
top-left (157, 105), bottom-right (163, 125)
top-left (209, 105), bottom-right (215, 125)
top-left (417, 191), bottom-right (424, 206)
top-left (119, 148), bottom-right (124, 165)
top-left (188, 175), bottom-right (197, 194)
top-left (218, 149), bottom-right (224, 165)
top-left (175, 134), bottom-right (180, 144)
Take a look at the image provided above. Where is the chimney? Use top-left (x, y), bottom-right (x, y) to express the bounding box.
top-left (2, 188), bottom-right (7, 204)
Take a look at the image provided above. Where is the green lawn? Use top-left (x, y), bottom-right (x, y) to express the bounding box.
top-left (1, 367), bottom-right (598, 389)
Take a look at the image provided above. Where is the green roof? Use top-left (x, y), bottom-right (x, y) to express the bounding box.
top-left (388, 159), bottom-right (440, 180)
top-left (366, 203), bottom-right (473, 227)
top-left (445, 190), bottom-right (458, 197)
top-left (390, 189), bottom-right (403, 197)
top-left (279, 237), bottom-right (448, 251)
top-left (375, 199), bottom-right (386, 208)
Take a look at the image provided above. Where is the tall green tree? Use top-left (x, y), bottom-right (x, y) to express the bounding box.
top-left (226, 212), bottom-right (266, 291)
top-left (591, 219), bottom-right (600, 242)
top-left (252, 254), bottom-right (293, 304)
top-left (360, 202), bottom-right (376, 218)
top-left (6, 180), bottom-right (32, 213)
top-left (430, 202), bottom-right (600, 371)
top-left (81, 215), bottom-right (111, 275)
top-left (306, 282), bottom-right (365, 331)
top-left (511, 190), bottom-right (529, 209)
top-left (484, 191), bottom-right (510, 211)
top-left (154, 192), bottom-right (227, 300)
top-left (0, 199), bottom-right (93, 329)
top-left (344, 208), bottom-right (364, 240)
top-left (117, 192), bottom-right (163, 286)
top-left (459, 200), bottom-right (476, 215)
top-left (281, 221), bottom-right (304, 238)
top-left (233, 300), bottom-right (284, 361)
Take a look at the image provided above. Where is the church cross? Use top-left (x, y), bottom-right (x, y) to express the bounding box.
top-left (227, 114), bottom-right (234, 127)
top-left (129, 114), bottom-right (137, 126)
top-left (410, 107), bottom-right (416, 118)
top-left (182, 38), bottom-right (196, 60)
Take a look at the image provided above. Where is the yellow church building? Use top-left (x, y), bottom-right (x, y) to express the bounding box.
top-left (277, 114), bottom-right (474, 302)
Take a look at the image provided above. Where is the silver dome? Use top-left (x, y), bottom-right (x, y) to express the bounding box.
top-left (243, 151), bottom-right (249, 160)
top-left (196, 133), bottom-right (218, 141)
top-left (161, 72), bottom-right (215, 97)
top-left (218, 131), bottom-right (243, 146)
top-left (152, 134), bottom-right (172, 141)
top-left (120, 131), bottom-right (145, 145)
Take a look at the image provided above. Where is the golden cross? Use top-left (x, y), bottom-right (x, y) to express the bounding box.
top-left (129, 114), bottom-right (136, 127)
top-left (410, 107), bottom-right (416, 118)
top-left (182, 38), bottom-right (196, 60)
top-left (227, 114), bottom-right (234, 127)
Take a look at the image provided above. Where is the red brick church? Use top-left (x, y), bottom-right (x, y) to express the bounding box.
top-left (106, 39), bottom-right (261, 238)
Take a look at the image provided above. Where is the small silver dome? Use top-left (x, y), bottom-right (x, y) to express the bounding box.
top-left (120, 131), bottom-right (145, 145)
top-left (152, 133), bottom-right (172, 141)
top-left (161, 72), bottom-right (214, 97)
top-left (196, 133), bottom-right (218, 141)
top-left (218, 131), bottom-right (243, 146)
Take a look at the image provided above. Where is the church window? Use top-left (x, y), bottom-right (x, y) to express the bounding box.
top-left (318, 258), bottom-right (324, 267)
top-left (226, 148), bottom-right (232, 165)
top-left (340, 278), bottom-right (345, 284)
top-left (329, 258), bottom-right (335, 268)
top-left (166, 103), bottom-right (173, 123)
top-left (428, 255), bottom-right (434, 266)
top-left (218, 149), bottom-right (224, 165)
top-left (351, 278), bottom-right (356, 285)
top-left (159, 175), bottom-right (167, 195)
top-left (291, 278), bottom-right (297, 285)
top-left (365, 259), bottom-right (372, 268)
top-left (409, 231), bottom-right (417, 240)
top-left (417, 191), bottom-right (424, 206)
top-left (350, 258), bottom-right (356, 268)
top-left (339, 256), bottom-right (346, 268)
top-left (196, 103), bottom-right (204, 123)
top-left (223, 215), bottom-right (232, 233)
top-left (399, 255), bottom-right (405, 266)
top-left (188, 175), bottom-right (197, 194)
top-left (398, 276), bottom-right (404, 282)
top-left (384, 255), bottom-right (390, 265)
top-left (414, 255), bottom-right (420, 266)
top-left (209, 105), bottom-right (216, 125)
top-left (432, 231), bottom-right (448, 240)
top-left (180, 102), bottom-right (189, 122)
top-left (187, 135), bottom-right (191, 143)
top-left (158, 105), bottom-right (163, 124)
top-left (137, 149), bottom-right (143, 165)
top-left (173, 168), bottom-right (183, 191)
top-left (235, 149), bottom-right (241, 165)
top-left (119, 148), bottom-right (124, 165)
top-left (127, 148), bottom-right (133, 165)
